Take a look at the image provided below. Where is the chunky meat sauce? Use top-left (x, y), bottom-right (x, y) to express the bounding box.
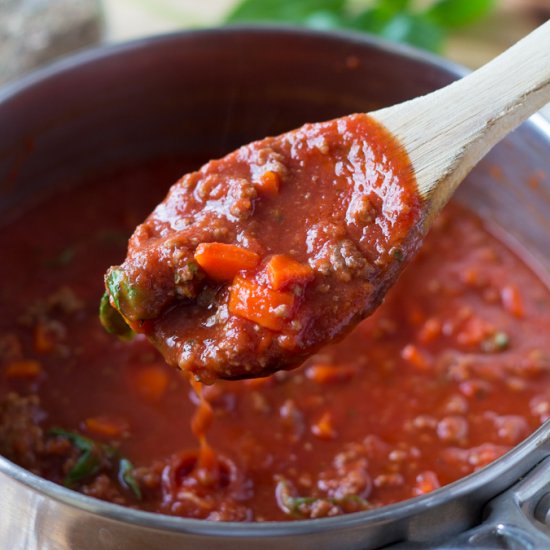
top-left (102, 114), bottom-right (422, 381)
top-left (1, 158), bottom-right (549, 521)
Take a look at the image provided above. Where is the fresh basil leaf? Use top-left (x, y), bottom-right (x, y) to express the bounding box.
top-left (427, 0), bottom-right (495, 29)
top-left (226, 0), bottom-right (346, 24)
top-left (118, 458), bottom-right (142, 500)
top-left (99, 292), bottom-right (134, 340)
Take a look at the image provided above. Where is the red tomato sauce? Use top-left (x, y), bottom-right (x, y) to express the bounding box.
top-left (0, 158), bottom-right (549, 521)
top-left (102, 114), bottom-right (423, 381)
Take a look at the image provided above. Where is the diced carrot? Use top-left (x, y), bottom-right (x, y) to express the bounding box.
top-left (266, 254), bottom-right (314, 291)
top-left (134, 365), bottom-right (169, 402)
top-left (413, 471), bottom-right (440, 496)
top-left (228, 275), bottom-right (295, 331)
top-left (501, 285), bottom-right (524, 318)
top-left (311, 412), bottom-right (337, 439)
top-left (194, 242), bottom-right (260, 281)
top-left (243, 375), bottom-right (273, 389)
top-left (4, 359), bottom-right (42, 379)
top-left (34, 323), bottom-right (56, 354)
top-left (305, 363), bottom-right (358, 384)
top-left (277, 333), bottom-right (297, 350)
top-left (417, 318), bottom-right (441, 344)
top-left (407, 305), bottom-right (425, 326)
top-left (401, 344), bottom-right (430, 372)
top-left (256, 170), bottom-right (280, 197)
top-left (84, 416), bottom-right (128, 439)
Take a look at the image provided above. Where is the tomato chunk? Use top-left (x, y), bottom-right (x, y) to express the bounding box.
top-left (194, 243), bottom-right (260, 281)
top-left (228, 275), bottom-right (295, 331)
top-left (266, 254), bottom-right (314, 291)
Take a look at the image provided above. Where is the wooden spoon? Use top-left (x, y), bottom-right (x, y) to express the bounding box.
top-left (372, 19), bottom-right (550, 228)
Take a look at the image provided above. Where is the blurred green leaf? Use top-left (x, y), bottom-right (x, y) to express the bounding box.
top-left (224, 0), bottom-right (495, 53)
top-left (427, 0), bottom-right (495, 29)
top-left (378, 0), bottom-right (411, 12)
top-left (303, 10), bottom-right (347, 30)
top-left (380, 13), bottom-right (445, 52)
top-left (226, 0), bottom-right (346, 23)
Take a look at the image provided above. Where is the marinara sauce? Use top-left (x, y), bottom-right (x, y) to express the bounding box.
top-left (0, 158), bottom-right (549, 521)
top-left (102, 114), bottom-right (423, 381)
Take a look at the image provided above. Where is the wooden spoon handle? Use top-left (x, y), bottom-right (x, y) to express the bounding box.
top-left (372, 21), bottom-right (550, 225)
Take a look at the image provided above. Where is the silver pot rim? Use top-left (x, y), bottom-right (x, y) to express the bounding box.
top-left (1, 24), bottom-right (550, 538)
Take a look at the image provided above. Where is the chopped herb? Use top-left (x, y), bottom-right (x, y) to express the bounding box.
top-left (188, 261), bottom-right (199, 275)
top-left (118, 458), bottom-right (142, 500)
top-left (391, 248), bottom-right (404, 261)
top-left (99, 292), bottom-right (135, 341)
top-left (50, 428), bottom-right (142, 499)
top-left (50, 429), bottom-right (102, 486)
top-left (105, 267), bottom-right (144, 318)
top-left (275, 476), bottom-right (369, 518)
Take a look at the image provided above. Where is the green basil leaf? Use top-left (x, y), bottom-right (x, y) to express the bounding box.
top-left (118, 458), bottom-right (142, 500)
top-left (226, 0), bottom-right (346, 23)
top-left (99, 292), bottom-right (134, 340)
top-left (427, 0), bottom-right (495, 29)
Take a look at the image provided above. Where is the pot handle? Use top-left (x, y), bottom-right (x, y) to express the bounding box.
top-left (400, 456), bottom-right (550, 549)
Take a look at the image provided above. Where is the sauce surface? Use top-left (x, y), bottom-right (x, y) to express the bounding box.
top-left (103, 114), bottom-right (422, 382)
top-left (1, 159), bottom-right (549, 521)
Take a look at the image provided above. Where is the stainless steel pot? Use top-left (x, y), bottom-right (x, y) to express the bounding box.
top-left (0, 27), bottom-right (549, 550)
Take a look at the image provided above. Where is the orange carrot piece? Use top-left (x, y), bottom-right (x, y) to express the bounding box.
top-left (134, 365), bottom-right (169, 402)
top-left (4, 359), bottom-right (42, 379)
top-left (194, 242), bottom-right (260, 281)
top-left (256, 170), bottom-right (280, 197)
top-left (417, 318), bottom-right (441, 345)
top-left (34, 323), bottom-right (56, 354)
top-left (266, 254), bottom-right (314, 291)
top-left (413, 471), bottom-right (441, 496)
top-left (311, 412), bottom-right (337, 440)
top-left (305, 363), bottom-right (358, 384)
top-left (84, 416), bottom-right (128, 439)
top-left (501, 285), bottom-right (524, 318)
top-left (401, 344), bottom-right (430, 372)
top-left (228, 275), bottom-right (294, 331)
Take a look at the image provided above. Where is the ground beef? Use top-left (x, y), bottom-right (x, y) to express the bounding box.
top-left (0, 393), bottom-right (45, 472)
